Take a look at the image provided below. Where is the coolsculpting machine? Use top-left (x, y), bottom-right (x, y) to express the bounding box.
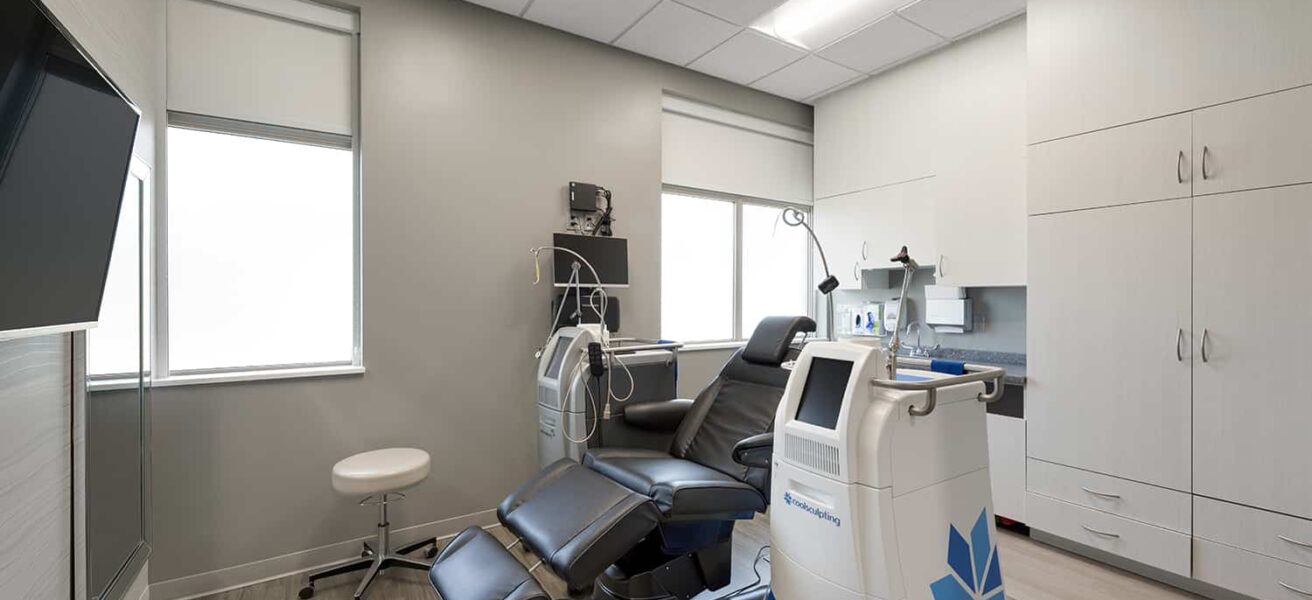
top-left (536, 326), bottom-right (681, 466)
top-left (771, 341), bottom-right (1007, 600)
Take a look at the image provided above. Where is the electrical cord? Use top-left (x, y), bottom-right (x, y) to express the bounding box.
top-left (718, 545), bottom-right (772, 599)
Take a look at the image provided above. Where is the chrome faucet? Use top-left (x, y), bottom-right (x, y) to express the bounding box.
top-left (905, 322), bottom-right (939, 358)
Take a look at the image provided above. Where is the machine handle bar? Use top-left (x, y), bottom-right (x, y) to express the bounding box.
top-left (870, 363), bottom-right (1007, 417)
top-left (603, 341), bottom-right (684, 354)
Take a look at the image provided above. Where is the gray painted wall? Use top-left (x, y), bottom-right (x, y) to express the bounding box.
top-left (149, 0), bottom-right (810, 583)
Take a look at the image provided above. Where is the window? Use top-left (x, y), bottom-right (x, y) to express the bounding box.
top-left (165, 125), bottom-right (356, 372)
top-left (88, 162), bottom-right (151, 378)
top-left (661, 188), bottom-right (812, 343)
top-left (84, 0), bottom-right (362, 387)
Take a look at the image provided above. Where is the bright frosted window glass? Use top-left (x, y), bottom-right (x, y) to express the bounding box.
top-left (661, 193), bottom-right (734, 341)
top-left (167, 127), bottom-right (353, 370)
top-left (89, 175), bottom-right (147, 377)
top-left (741, 203), bottom-right (809, 337)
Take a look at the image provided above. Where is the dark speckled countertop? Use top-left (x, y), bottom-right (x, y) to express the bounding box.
top-left (898, 348), bottom-right (1027, 386)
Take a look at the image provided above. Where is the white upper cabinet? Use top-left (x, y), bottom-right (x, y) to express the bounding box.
top-left (1193, 185), bottom-right (1312, 520)
top-left (1027, 200), bottom-right (1193, 492)
top-left (1029, 113), bottom-right (1193, 215)
top-left (1194, 85), bottom-right (1312, 197)
top-left (1193, 0), bottom-right (1312, 111)
top-left (933, 18), bottom-right (1027, 286)
top-left (1028, 0), bottom-right (1197, 143)
top-left (1030, 0), bottom-right (1312, 143)
top-left (813, 192), bottom-right (875, 290)
top-left (813, 52), bottom-right (939, 200)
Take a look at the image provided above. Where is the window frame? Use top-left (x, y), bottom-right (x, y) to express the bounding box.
top-left (661, 184), bottom-right (814, 345)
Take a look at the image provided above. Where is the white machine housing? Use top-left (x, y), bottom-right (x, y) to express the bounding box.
top-left (771, 341), bottom-right (1003, 600)
top-left (536, 327), bottom-right (679, 466)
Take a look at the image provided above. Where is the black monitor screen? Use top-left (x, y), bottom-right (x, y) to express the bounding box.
top-left (0, 0), bottom-right (140, 333)
top-left (795, 358), bottom-right (854, 429)
top-left (552, 233), bottom-right (628, 286)
top-left (546, 335), bottom-right (574, 380)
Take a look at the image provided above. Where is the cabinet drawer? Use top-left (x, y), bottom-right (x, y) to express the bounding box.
top-left (1027, 459), bottom-right (1191, 533)
top-left (1195, 85), bottom-right (1312, 196)
top-left (1028, 113), bottom-right (1192, 215)
top-left (1195, 537), bottom-right (1312, 600)
top-left (1197, 497), bottom-right (1312, 569)
top-left (1026, 493), bottom-right (1191, 577)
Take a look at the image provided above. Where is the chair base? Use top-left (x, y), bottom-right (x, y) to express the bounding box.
top-left (301, 493), bottom-right (438, 599)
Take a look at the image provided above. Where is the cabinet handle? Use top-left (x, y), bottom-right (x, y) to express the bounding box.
top-left (1082, 486), bottom-right (1122, 500)
top-left (1279, 535), bottom-right (1312, 550)
top-left (1202, 145), bottom-right (1212, 180)
top-left (938, 254), bottom-right (946, 278)
top-left (1177, 151), bottom-right (1186, 184)
top-left (1175, 328), bottom-right (1184, 362)
top-left (1081, 524), bottom-right (1121, 539)
top-left (1201, 328), bottom-right (1210, 363)
top-left (1279, 582), bottom-right (1312, 597)
top-left (853, 261), bottom-right (860, 283)
top-left (862, 241), bottom-right (869, 260)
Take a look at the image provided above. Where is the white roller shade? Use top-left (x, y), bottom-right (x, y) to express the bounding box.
top-left (661, 98), bottom-right (814, 205)
top-left (167, 0), bottom-right (356, 135)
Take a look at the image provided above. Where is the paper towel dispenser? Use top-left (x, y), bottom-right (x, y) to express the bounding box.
top-left (925, 286), bottom-right (973, 333)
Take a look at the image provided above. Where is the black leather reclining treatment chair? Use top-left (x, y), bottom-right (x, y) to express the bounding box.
top-left (429, 316), bottom-right (816, 600)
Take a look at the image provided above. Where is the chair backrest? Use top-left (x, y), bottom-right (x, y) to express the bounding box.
top-left (668, 316), bottom-right (816, 494)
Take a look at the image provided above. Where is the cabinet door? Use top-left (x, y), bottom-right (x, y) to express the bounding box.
top-left (1027, 200), bottom-right (1192, 492)
top-left (814, 58), bottom-right (938, 199)
top-left (1029, 113), bottom-right (1193, 215)
top-left (855, 177), bottom-right (938, 272)
top-left (1194, 185), bottom-right (1312, 519)
top-left (813, 194), bottom-right (868, 290)
top-left (1194, 85), bottom-right (1312, 197)
top-left (1194, 0), bottom-right (1312, 110)
top-left (1028, 0), bottom-right (1198, 143)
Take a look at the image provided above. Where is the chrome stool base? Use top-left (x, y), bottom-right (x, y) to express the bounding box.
top-left (300, 493), bottom-right (437, 599)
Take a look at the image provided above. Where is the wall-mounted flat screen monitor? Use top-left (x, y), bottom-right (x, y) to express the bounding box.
top-left (795, 357), bottom-right (854, 430)
top-left (552, 233), bottom-right (628, 288)
top-left (0, 0), bottom-right (140, 337)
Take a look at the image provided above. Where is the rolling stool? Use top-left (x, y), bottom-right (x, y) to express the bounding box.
top-left (300, 448), bottom-right (439, 599)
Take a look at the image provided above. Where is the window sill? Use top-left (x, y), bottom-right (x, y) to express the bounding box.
top-left (88, 364), bottom-right (365, 392)
top-left (680, 341), bottom-right (747, 352)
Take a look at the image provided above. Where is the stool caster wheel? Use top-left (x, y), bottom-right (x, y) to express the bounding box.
top-left (425, 546), bottom-right (439, 559)
top-left (299, 585), bottom-right (315, 599)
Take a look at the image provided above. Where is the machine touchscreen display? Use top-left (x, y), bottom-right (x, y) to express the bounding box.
top-left (546, 336), bottom-right (574, 380)
top-left (795, 357), bottom-right (853, 429)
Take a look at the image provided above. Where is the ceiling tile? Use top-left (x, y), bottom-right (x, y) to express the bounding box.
top-left (689, 29), bottom-right (806, 85)
top-left (897, 0), bottom-right (1026, 40)
top-left (673, 0), bottom-right (789, 26)
top-left (616, 1), bottom-right (740, 66)
top-left (819, 14), bottom-right (944, 73)
top-left (752, 0), bottom-right (905, 50)
top-left (523, 0), bottom-right (663, 43)
top-left (751, 55), bottom-right (862, 101)
top-left (463, 0), bottom-right (532, 15)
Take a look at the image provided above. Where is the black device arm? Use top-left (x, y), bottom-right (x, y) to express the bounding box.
top-left (624, 399), bottom-right (694, 432)
top-left (732, 433), bottom-right (775, 470)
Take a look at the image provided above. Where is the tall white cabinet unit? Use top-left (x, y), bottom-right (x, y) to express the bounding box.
top-left (1028, 1), bottom-right (1312, 597)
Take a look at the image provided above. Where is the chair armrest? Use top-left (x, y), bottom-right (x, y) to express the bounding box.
top-left (732, 433), bottom-right (775, 469)
top-left (624, 399), bottom-right (694, 432)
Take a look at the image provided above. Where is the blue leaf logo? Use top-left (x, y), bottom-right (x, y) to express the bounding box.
top-left (930, 509), bottom-right (1004, 600)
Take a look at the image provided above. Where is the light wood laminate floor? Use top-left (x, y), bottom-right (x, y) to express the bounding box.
top-left (196, 520), bottom-right (1205, 600)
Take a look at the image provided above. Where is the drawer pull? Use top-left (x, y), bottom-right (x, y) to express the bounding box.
top-left (1279, 535), bottom-right (1312, 550)
top-left (1081, 524), bottom-right (1121, 539)
top-left (1081, 486), bottom-right (1122, 500)
top-left (1279, 581), bottom-right (1312, 597)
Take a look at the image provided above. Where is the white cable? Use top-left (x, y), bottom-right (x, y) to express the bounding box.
top-left (558, 355), bottom-right (600, 445)
top-left (606, 351), bottom-right (635, 403)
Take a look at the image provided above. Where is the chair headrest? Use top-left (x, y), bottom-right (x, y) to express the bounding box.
top-left (741, 316), bottom-right (816, 366)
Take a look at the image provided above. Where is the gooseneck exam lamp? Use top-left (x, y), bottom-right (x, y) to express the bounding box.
top-left (782, 207), bottom-right (839, 341)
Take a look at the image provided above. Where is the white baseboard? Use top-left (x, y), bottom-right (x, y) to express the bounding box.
top-left (150, 509), bottom-right (498, 600)
top-left (127, 562), bottom-right (150, 600)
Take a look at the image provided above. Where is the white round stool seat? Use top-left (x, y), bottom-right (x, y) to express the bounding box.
top-left (332, 448), bottom-right (430, 496)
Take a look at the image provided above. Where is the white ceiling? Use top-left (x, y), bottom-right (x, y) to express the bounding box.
top-left (463, 0), bottom-right (1026, 104)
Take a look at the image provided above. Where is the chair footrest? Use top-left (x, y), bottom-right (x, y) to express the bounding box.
top-left (499, 460), bottom-right (662, 590)
top-left (429, 527), bottom-right (549, 600)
